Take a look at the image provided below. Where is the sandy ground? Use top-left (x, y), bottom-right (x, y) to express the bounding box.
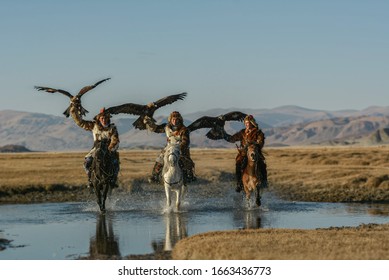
top-left (1, 146), bottom-right (389, 259)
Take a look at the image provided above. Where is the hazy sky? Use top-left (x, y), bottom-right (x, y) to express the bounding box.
top-left (1, 0), bottom-right (389, 117)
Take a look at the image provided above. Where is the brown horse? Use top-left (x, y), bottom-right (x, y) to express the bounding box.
top-left (242, 143), bottom-right (262, 207)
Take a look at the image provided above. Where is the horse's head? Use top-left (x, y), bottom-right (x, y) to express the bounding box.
top-left (94, 139), bottom-right (111, 168)
top-left (247, 143), bottom-right (259, 163)
top-left (94, 139), bottom-right (109, 152)
top-left (165, 143), bottom-right (181, 166)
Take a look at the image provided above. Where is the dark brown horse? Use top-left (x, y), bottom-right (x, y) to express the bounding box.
top-left (91, 139), bottom-right (115, 213)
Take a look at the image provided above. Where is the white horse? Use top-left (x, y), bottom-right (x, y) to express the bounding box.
top-left (162, 143), bottom-right (185, 211)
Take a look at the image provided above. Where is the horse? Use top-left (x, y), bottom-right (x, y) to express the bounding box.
top-left (241, 143), bottom-right (263, 207)
top-left (162, 143), bottom-right (185, 212)
top-left (90, 139), bottom-right (116, 213)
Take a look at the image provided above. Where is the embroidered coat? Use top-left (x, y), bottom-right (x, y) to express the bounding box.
top-left (70, 105), bottom-right (119, 157)
top-left (225, 127), bottom-right (265, 162)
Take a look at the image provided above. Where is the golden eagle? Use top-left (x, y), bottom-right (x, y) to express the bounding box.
top-left (105, 92), bottom-right (187, 130)
top-left (34, 78), bottom-right (111, 117)
top-left (188, 111), bottom-right (247, 139)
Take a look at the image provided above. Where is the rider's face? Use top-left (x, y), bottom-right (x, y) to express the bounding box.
top-left (245, 121), bottom-right (251, 130)
top-left (99, 115), bottom-right (109, 127)
top-left (171, 117), bottom-right (179, 126)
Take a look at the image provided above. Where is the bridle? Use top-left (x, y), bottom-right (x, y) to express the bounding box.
top-left (246, 143), bottom-right (260, 178)
top-left (164, 145), bottom-right (183, 186)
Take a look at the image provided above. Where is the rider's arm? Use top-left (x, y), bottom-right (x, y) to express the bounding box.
top-left (69, 100), bottom-right (94, 131)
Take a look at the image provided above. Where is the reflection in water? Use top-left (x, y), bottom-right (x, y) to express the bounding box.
top-left (366, 204), bottom-right (389, 217)
top-left (233, 209), bottom-right (262, 229)
top-left (152, 213), bottom-right (188, 253)
top-left (88, 214), bottom-right (121, 259)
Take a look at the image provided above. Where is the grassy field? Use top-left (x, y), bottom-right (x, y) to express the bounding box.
top-left (1, 146), bottom-right (389, 259)
top-left (2, 146), bottom-right (389, 203)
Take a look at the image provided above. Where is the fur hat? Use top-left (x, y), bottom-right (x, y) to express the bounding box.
top-left (244, 114), bottom-right (258, 128)
top-left (168, 111), bottom-right (183, 124)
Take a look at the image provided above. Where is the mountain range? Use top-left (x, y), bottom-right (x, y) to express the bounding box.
top-left (1, 105), bottom-right (389, 151)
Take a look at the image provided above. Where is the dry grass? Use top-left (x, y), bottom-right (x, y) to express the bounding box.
top-left (1, 146), bottom-right (389, 203)
top-left (267, 146), bottom-right (389, 202)
top-left (172, 223), bottom-right (389, 260)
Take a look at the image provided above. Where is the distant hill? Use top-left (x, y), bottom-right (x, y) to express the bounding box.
top-left (1, 106), bottom-right (389, 151)
top-left (0, 144), bottom-right (32, 153)
top-left (368, 128), bottom-right (389, 144)
top-left (264, 115), bottom-right (389, 146)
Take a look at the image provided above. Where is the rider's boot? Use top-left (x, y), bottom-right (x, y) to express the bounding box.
top-left (183, 168), bottom-right (196, 186)
top-left (110, 176), bottom-right (119, 189)
top-left (235, 163), bottom-right (243, 193)
top-left (148, 162), bottom-right (163, 184)
top-left (188, 168), bottom-right (196, 182)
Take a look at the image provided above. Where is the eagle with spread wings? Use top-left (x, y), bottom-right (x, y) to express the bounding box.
top-left (105, 92), bottom-right (187, 130)
top-left (34, 78), bottom-right (111, 117)
top-left (187, 111), bottom-right (247, 140)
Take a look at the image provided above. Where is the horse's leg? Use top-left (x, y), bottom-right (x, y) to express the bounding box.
top-left (175, 189), bottom-right (181, 211)
top-left (242, 175), bottom-right (251, 199)
top-left (180, 185), bottom-right (186, 204)
top-left (255, 185), bottom-right (262, 206)
top-left (93, 183), bottom-right (103, 210)
top-left (165, 185), bottom-right (171, 209)
top-left (100, 182), bottom-right (110, 212)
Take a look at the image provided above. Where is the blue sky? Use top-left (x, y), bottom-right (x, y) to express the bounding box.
top-left (1, 0), bottom-right (389, 117)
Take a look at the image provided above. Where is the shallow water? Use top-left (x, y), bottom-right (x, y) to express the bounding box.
top-left (1, 184), bottom-right (389, 260)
